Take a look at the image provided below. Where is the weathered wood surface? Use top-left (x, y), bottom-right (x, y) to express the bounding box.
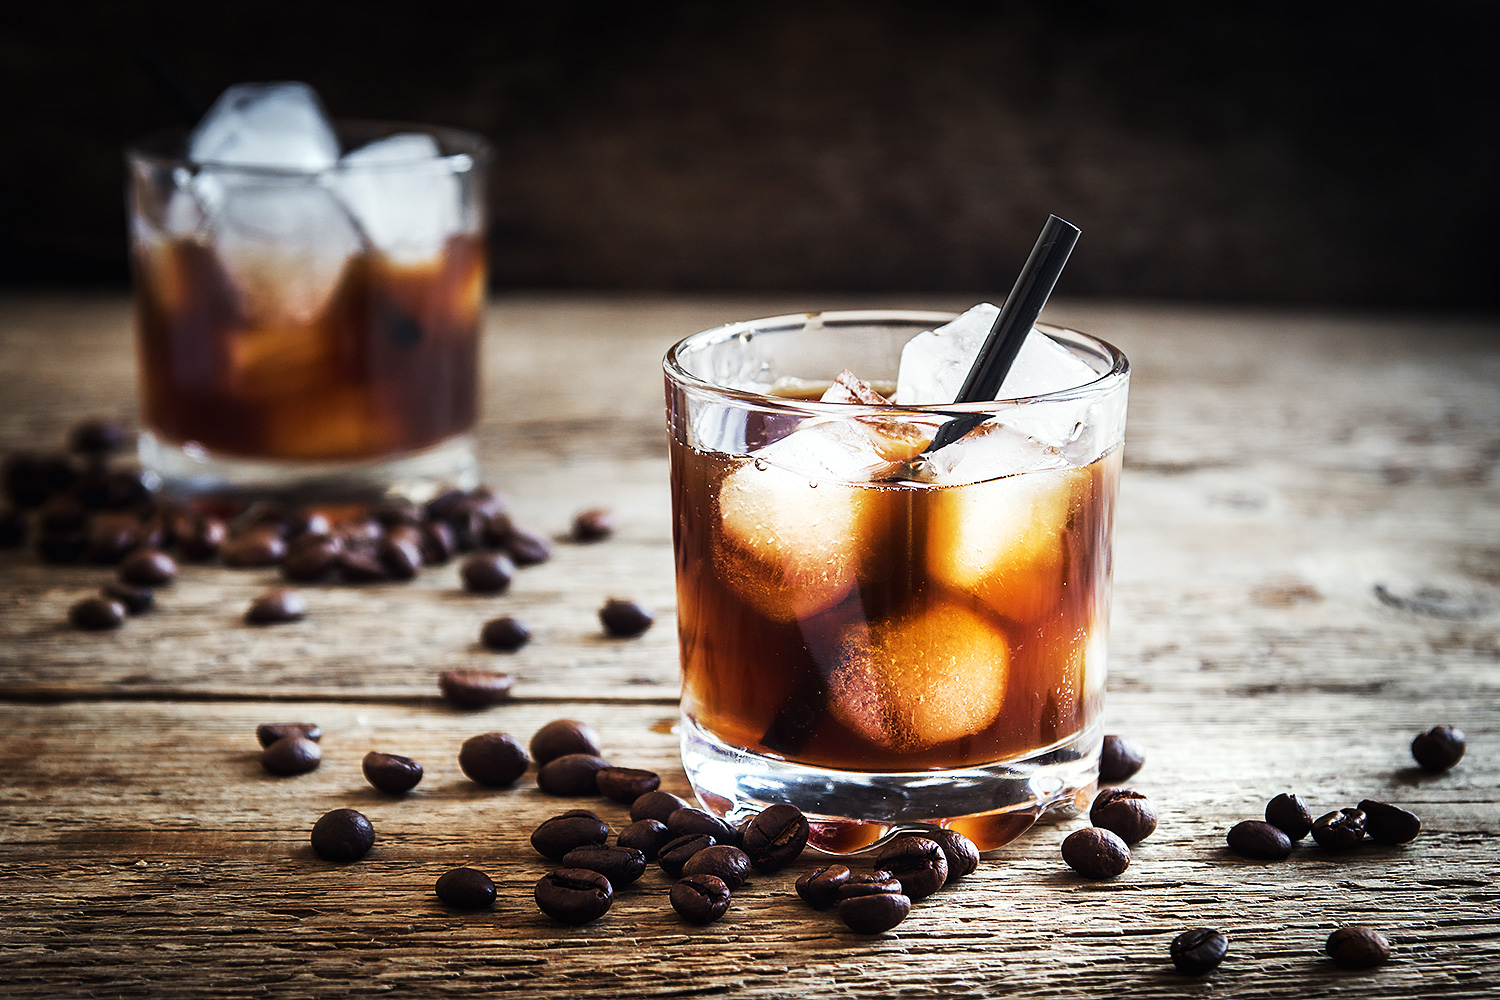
top-left (1, 294), bottom-right (1498, 996)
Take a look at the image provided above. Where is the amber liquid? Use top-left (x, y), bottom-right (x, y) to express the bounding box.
top-left (132, 235), bottom-right (484, 461)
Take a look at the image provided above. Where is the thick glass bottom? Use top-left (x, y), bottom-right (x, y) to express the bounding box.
top-left (681, 714), bottom-right (1101, 854)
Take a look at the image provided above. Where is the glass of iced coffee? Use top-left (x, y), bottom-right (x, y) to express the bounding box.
top-left (664, 307), bottom-right (1128, 852)
top-left (125, 83), bottom-right (487, 502)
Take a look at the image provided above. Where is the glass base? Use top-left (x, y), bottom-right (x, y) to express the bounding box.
top-left (139, 431), bottom-right (479, 505)
top-left (681, 715), bottom-right (1101, 854)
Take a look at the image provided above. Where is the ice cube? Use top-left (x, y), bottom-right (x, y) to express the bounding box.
top-left (909, 421), bottom-right (1069, 487)
top-left (828, 600), bottom-right (1010, 752)
top-left (331, 133), bottom-right (464, 264)
top-left (189, 82), bottom-right (340, 170)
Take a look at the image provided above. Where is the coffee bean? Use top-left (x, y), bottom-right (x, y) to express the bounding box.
top-left (926, 829), bottom-right (980, 881)
top-left (69, 418), bottom-right (130, 455)
top-left (1411, 725), bottom-right (1465, 772)
top-left (311, 808), bottom-right (374, 863)
top-left (100, 581), bottom-right (153, 615)
top-left (1100, 734), bottom-right (1146, 783)
top-left (337, 548), bottom-right (389, 583)
top-left (595, 767), bottom-right (661, 803)
top-left (0, 506), bottom-right (27, 547)
top-left (529, 719), bottom-right (602, 765)
top-left (373, 501), bottom-right (423, 529)
top-left (534, 868), bottom-right (613, 925)
top-left (537, 753), bottom-right (612, 796)
top-left (875, 835), bottom-right (949, 901)
top-left (256, 722), bottom-right (321, 748)
top-left (1062, 827), bottom-right (1131, 879)
top-left (222, 528), bottom-right (286, 568)
top-left (1171, 928), bottom-right (1229, 975)
top-left (671, 873), bottom-right (731, 924)
top-left (337, 516), bottom-right (383, 546)
top-left (177, 516), bottom-right (228, 561)
top-left (599, 598), bottom-right (653, 637)
top-left (531, 810), bottom-right (610, 860)
top-left (1326, 925), bottom-right (1391, 969)
top-left (1090, 788), bottom-right (1158, 844)
top-left (562, 845), bottom-right (647, 887)
top-left (425, 488), bottom-right (469, 524)
top-left (280, 535), bottom-right (342, 581)
top-left (617, 819), bottom-right (672, 860)
top-left (481, 511), bottom-right (515, 548)
top-left (457, 732), bottom-right (530, 787)
top-left (1226, 820), bottom-right (1294, 860)
top-left (1311, 808), bottom-right (1367, 850)
top-left (245, 588), bottom-right (306, 625)
top-left (478, 615), bottom-right (532, 653)
top-left (1358, 799), bottom-right (1421, 844)
top-left (378, 536), bottom-right (422, 580)
top-left (363, 751), bottom-right (423, 794)
top-left (438, 667), bottom-right (514, 709)
top-left (85, 515), bottom-right (142, 564)
top-left (233, 502), bottom-right (297, 539)
top-left (837, 872), bottom-right (903, 899)
top-left (69, 596), bottom-right (125, 630)
top-left (658, 833), bottom-right (716, 877)
top-left (668, 807), bottom-right (738, 844)
top-left (3, 452), bottom-right (77, 507)
top-left (571, 508), bottom-right (616, 542)
top-left (460, 553), bottom-right (514, 594)
top-left (503, 528), bottom-right (552, 567)
top-left (435, 867), bottom-right (496, 909)
top-left (740, 803), bottom-right (809, 873)
top-left (262, 735), bottom-right (322, 775)
top-left (1265, 792), bottom-right (1315, 841)
top-left (837, 884), bottom-right (911, 934)
top-left (630, 790), bottom-right (691, 824)
top-left (418, 521), bottom-right (456, 565)
top-left (118, 548), bottom-right (176, 586)
top-left (796, 864), bottom-right (853, 908)
top-left (681, 845), bottom-right (752, 890)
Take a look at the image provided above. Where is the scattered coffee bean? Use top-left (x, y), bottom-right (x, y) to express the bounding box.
top-left (419, 521), bottom-right (456, 565)
top-left (562, 845), bottom-right (647, 887)
top-left (245, 588), bottom-right (306, 625)
top-left (373, 501), bottom-right (423, 529)
top-left (256, 722), bottom-right (321, 748)
top-left (875, 835), bottom-right (949, 901)
top-left (362, 751), bottom-right (423, 794)
top-left (1358, 799), bottom-right (1421, 845)
top-left (630, 790), bottom-right (691, 824)
top-left (68, 418), bottom-right (129, 455)
top-left (926, 829), bottom-right (980, 881)
top-left (481, 511), bottom-right (515, 548)
top-left (535, 868), bottom-right (614, 925)
top-left (438, 667), bottom-right (514, 709)
top-left (69, 596), bottom-right (125, 631)
top-left (599, 598), bottom-right (654, 637)
top-left (617, 819), bottom-right (672, 860)
top-left (1311, 808), bottom-right (1367, 851)
top-left (681, 845), bottom-right (752, 890)
top-left (796, 864), bottom-right (853, 908)
top-left (1411, 725), bottom-right (1465, 772)
top-left (571, 508), bottom-right (616, 542)
top-left (668, 807), bottom-right (738, 845)
top-left (460, 553), bottom-right (514, 594)
top-left (1090, 788), bottom-right (1158, 844)
top-left (378, 536), bottom-right (422, 580)
top-left (222, 528), bottom-right (286, 568)
top-left (503, 528), bottom-right (552, 567)
top-left (672, 873), bottom-right (732, 924)
top-left (1326, 925), bottom-right (1392, 969)
top-left (233, 502), bottom-right (296, 539)
top-left (740, 803), bottom-right (809, 873)
top-left (1265, 792), bottom-right (1315, 841)
top-left (1062, 827), bottom-right (1131, 879)
top-left (1226, 820), bottom-right (1294, 860)
top-left (837, 882), bottom-right (911, 934)
top-left (458, 732), bottom-right (531, 787)
top-left (311, 808), bottom-right (375, 863)
top-left (337, 516), bottom-right (383, 546)
top-left (85, 515), bottom-right (142, 564)
top-left (531, 810), bottom-right (610, 860)
top-left (1171, 928), bottom-right (1229, 975)
top-left (530, 719), bottom-right (602, 765)
top-left (425, 488), bottom-right (469, 524)
top-left (595, 767), bottom-right (661, 803)
top-left (118, 548), bottom-right (176, 586)
top-left (538, 753), bottom-right (613, 796)
top-left (262, 735), bottom-right (322, 775)
top-left (100, 581), bottom-right (153, 615)
top-left (435, 867), bottom-right (496, 909)
top-left (337, 548), bottom-right (389, 583)
top-left (480, 615), bottom-right (531, 652)
top-left (838, 872), bottom-right (903, 899)
top-left (1100, 734), bottom-right (1146, 782)
top-left (658, 833), bottom-right (716, 877)
top-left (177, 516), bottom-right (228, 561)
top-left (281, 535), bottom-right (341, 582)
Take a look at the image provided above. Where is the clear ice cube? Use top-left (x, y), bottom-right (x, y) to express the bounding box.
top-left (331, 133), bottom-right (464, 264)
top-left (189, 82), bottom-right (340, 170)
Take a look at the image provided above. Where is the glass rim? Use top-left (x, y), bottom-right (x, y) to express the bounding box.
top-left (663, 309), bottom-right (1130, 415)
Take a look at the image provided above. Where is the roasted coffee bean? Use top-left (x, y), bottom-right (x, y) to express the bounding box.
top-left (280, 535), bottom-right (342, 581)
top-left (530, 719), bottom-right (602, 765)
top-left (373, 501), bottom-right (424, 529)
top-left (262, 735), bottom-right (322, 775)
top-left (875, 835), bottom-right (949, 901)
top-left (617, 819), bottom-right (672, 860)
top-left (595, 767), bottom-right (661, 803)
top-left (222, 528), bottom-right (286, 568)
top-left (630, 790), bottom-right (692, 824)
top-left (68, 418), bottom-right (130, 455)
top-left (418, 521), bottom-right (456, 565)
top-left (599, 598), bottom-right (654, 637)
top-left (460, 553), bottom-right (514, 593)
top-left (672, 873), bottom-right (732, 924)
top-left (0, 506), bottom-right (27, 547)
top-left (2, 452), bottom-right (76, 507)
top-left (363, 751), bottom-right (423, 794)
top-left (118, 547), bottom-right (176, 586)
top-left (337, 516), bottom-right (383, 546)
top-left (1062, 827), bottom-right (1131, 879)
top-left (36, 528), bottom-right (86, 563)
top-left (458, 732), bottom-right (530, 787)
top-left (668, 807), bottom-right (738, 844)
top-left (837, 882), bottom-right (911, 934)
top-left (435, 867), bottom-right (496, 909)
top-left (337, 548), bottom-right (389, 583)
top-left (534, 868), bottom-right (613, 925)
top-left (681, 845), bottom-right (752, 890)
top-left (438, 667), bottom-right (515, 709)
top-left (311, 808), bottom-right (374, 863)
top-left (1226, 820), bottom-right (1294, 860)
top-left (256, 722), bottom-right (321, 748)
top-left (502, 527), bottom-right (552, 567)
top-left (1090, 788), bottom-right (1158, 844)
top-left (100, 581), bottom-right (154, 615)
top-left (532, 810), bottom-right (610, 860)
top-left (95, 468), bottom-right (152, 510)
top-left (658, 833), bottom-right (716, 877)
top-left (1311, 808), bottom-right (1367, 850)
top-left (245, 588), bottom-right (306, 625)
top-left (378, 536), bottom-right (422, 580)
top-left (1326, 925), bottom-right (1391, 969)
top-left (1265, 792), bottom-right (1315, 841)
top-left (425, 488), bottom-right (469, 524)
top-left (1411, 725), bottom-right (1465, 772)
top-left (741, 803), bottom-right (809, 873)
top-left (85, 514), bottom-right (142, 564)
top-left (562, 845), bottom-right (647, 887)
top-left (926, 829), bottom-right (980, 881)
top-left (384, 523), bottom-right (423, 551)
top-left (1358, 799), bottom-right (1421, 845)
top-left (537, 753), bottom-right (612, 796)
top-left (1100, 734), bottom-right (1146, 782)
top-left (796, 864), bottom-right (853, 908)
top-left (481, 511), bottom-right (515, 548)
top-left (233, 502), bottom-right (297, 539)
top-left (1171, 928), bottom-right (1229, 975)
top-left (571, 507), bottom-right (616, 542)
top-left (480, 615), bottom-right (532, 652)
top-left (177, 516), bottom-right (228, 561)
top-left (69, 596), bottom-right (125, 631)
top-left (837, 873), bottom-right (903, 899)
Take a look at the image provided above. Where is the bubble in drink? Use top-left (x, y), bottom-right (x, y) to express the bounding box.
top-left (189, 82), bottom-right (340, 169)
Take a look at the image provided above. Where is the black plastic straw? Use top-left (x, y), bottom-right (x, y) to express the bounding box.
top-left (923, 214), bottom-right (1081, 453)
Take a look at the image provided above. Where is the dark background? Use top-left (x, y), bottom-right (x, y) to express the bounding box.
top-left (3, 1), bottom-right (1497, 306)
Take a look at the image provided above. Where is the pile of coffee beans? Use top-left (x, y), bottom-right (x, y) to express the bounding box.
top-left (1225, 791), bottom-right (1422, 861)
top-left (1060, 785), bottom-right (1158, 880)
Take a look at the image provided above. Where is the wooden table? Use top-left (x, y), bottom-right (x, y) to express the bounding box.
top-left (2, 294), bottom-right (1497, 997)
